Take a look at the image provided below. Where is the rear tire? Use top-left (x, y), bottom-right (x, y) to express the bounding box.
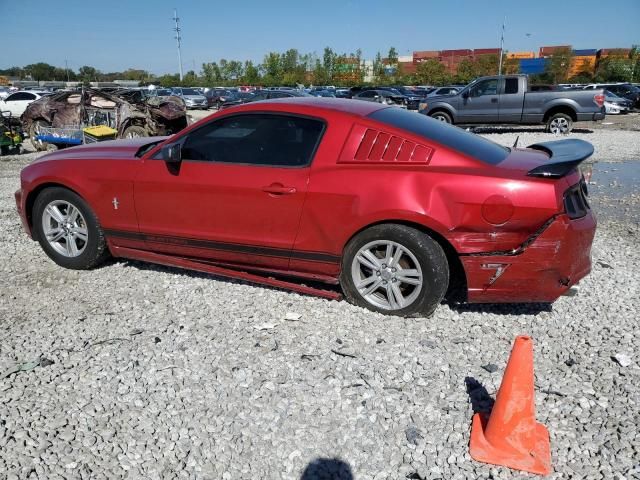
top-left (32, 187), bottom-right (109, 270)
top-left (546, 113), bottom-right (573, 134)
top-left (430, 111), bottom-right (452, 124)
top-left (340, 224), bottom-right (449, 317)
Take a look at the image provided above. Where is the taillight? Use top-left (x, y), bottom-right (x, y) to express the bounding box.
top-left (593, 93), bottom-right (604, 107)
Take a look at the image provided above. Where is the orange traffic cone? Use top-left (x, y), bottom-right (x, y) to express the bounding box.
top-left (469, 335), bottom-right (551, 475)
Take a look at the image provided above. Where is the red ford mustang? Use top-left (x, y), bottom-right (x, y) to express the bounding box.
top-left (15, 98), bottom-right (596, 317)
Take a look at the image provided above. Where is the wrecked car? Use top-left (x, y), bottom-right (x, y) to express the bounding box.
top-left (22, 88), bottom-right (188, 150)
top-left (15, 99), bottom-right (596, 317)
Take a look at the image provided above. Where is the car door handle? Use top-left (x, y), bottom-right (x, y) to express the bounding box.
top-left (262, 184), bottom-right (297, 195)
top-left (491, 98), bottom-right (498, 103)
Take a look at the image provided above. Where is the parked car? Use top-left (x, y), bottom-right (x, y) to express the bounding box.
top-left (171, 87), bottom-right (208, 109)
top-left (0, 87), bottom-right (11, 99)
top-left (14, 98), bottom-right (596, 317)
top-left (21, 88), bottom-right (188, 150)
top-left (427, 86), bottom-right (460, 97)
top-left (603, 90), bottom-right (633, 114)
top-left (419, 75), bottom-right (606, 133)
top-left (376, 86), bottom-right (423, 110)
top-left (335, 89), bottom-right (351, 99)
top-left (204, 89), bottom-right (237, 109)
top-left (353, 89), bottom-right (407, 107)
top-left (583, 83), bottom-right (640, 108)
top-left (220, 89), bottom-right (311, 109)
top-left (0, 90), bottom-right (48, 119)
top-left (309, 90), bottom-right (336, 98)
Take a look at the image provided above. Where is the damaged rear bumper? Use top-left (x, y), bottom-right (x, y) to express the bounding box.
top-left (461, 212), bottom-right (596, 303)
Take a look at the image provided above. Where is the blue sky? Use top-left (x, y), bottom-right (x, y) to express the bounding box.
top-left (3, 0), bottom-right (638, 74)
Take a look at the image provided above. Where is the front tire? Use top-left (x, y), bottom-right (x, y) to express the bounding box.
top-left (122, 125), bottom-right (148, 139)
top-left (30, 119), bottom-right (50, 151)
top-left (546, 113), bottom-right (573, 134)
top-left (340, 224), bottom-right (449, 317)
top-left (32, 187), bottom-right (109, 270)
top-left (430, 111), bottom-right (452, 124)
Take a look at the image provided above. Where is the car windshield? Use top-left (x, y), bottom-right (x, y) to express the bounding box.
top-left (156, 89), bottom-right (173, 96)
top-left (368, 107), bottom-right (509, 165)
top-left (181, 88), bottom-right (201, 95)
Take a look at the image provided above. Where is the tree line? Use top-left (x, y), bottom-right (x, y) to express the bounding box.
top-left (2, 46), bottom-right (638, 87)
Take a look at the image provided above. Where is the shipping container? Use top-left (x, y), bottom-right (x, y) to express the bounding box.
top-left (440, 49), bottom-right (473, 56)
top-left (569, 55), bottom-right (597, 77)
top-left (474, 48), bottom-right (501, 55)
top-left (399, 62), bottom-right (417, 74)
top-left (598, 48), bottom-right (631, 57)
top-left (507, 51), bottom-right (535, 59)
top-left (413, 50), bottom-right (439, 62)
top-left (573, 49), bottom-right (597, 56)
top-left (519, 58), bottom-right (548, 75)
top-left (539, 45), bottom-right (572, 57)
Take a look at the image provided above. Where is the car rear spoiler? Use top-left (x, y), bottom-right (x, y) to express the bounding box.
top-left (527, 138), bottom-right (593, 178)
top-left (526, 139), bottom-right (594, 178)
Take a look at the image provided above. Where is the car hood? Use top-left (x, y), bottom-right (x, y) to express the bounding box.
top-left (31, 137), bottom-right (168, 163)
top-left (183, 95), bottom-right (206, 101)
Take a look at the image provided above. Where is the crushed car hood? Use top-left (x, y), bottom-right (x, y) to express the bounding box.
top-left (31, 137), bottom-right (168, 163)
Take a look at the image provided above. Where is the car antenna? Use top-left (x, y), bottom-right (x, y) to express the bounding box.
top-left (513, 135), bottom-right (519, 148)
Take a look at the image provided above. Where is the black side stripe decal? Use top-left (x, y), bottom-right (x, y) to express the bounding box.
top-left (104, 229), bottom-right (341, 264)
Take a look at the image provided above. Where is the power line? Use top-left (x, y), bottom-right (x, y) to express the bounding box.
top-left (173, 9), bottom-right (183, 81)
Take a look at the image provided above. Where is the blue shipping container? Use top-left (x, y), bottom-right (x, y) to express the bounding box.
top-left (573, 49), bottom-right (597, 56)
top-left (519, 58), bottom-right (548, 74)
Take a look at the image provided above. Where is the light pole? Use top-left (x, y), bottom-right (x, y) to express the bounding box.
top-left (173, 9), bottom-right (183, 81)
top-left (498, 16), bottom-right (506, 76)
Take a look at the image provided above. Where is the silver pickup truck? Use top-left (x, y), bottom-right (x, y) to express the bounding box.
top-left (418, 75), bottom-right (606, 133)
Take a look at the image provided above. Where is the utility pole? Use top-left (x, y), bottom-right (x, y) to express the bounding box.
top-left (173, 9), bottom-right (183, 81)
top-left (64, 59), bottom-right (70, 82)
top-left (498, 17), bottom-right (506, 75)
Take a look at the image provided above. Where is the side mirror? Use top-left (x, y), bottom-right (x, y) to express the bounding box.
top-left (162, 143), bottom-right (182, 164)
top-left (462, 91), bottom-right (470, 99)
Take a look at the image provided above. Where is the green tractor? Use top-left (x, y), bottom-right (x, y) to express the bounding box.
top-left (0, 111), bottom-right (23, 156)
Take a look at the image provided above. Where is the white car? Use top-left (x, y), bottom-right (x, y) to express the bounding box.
top-left (0, 87), bottom-right (12, 100)
top-left (0, 90), bottom-right (47, 118)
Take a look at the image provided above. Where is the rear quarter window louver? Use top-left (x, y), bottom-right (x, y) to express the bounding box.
top-left (338, 125), bottom-right (433, 164)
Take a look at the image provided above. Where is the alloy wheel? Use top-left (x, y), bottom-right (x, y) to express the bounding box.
top-left (41, 200), bottom-right (88, 257)
top-left (350, 240), bottom-right (424, 311)
top-left (549, 117), bottom-right (569, 134)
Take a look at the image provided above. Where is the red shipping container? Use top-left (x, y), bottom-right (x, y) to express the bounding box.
top-left (441, 49), bottom-right (473, 56)
top-left (474, 48), bottom-right (501, 55)
top-left (539, 45), bottom-right (571, 57)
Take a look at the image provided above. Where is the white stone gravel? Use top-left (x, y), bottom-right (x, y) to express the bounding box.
top-left (1, 129), bottom-right (639, 479)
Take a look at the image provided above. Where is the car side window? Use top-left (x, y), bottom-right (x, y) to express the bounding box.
top-left (181, 114), bottom-right (325, 167)
top-left (504, 78), bottom-right (519, 94)
top-left (6, 92), bottom-right (32, 101)
top-left (360, 91), bottom-right (375, 98)
top-left (470, 79), bottom-right (498, 97)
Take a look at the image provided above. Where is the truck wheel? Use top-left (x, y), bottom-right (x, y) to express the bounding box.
top-left (430, 111), bottom-right (452, 124)
top-left (546, 113), bottom-right (573, 134)
top-left (340, 224), bottom-right (449, 317)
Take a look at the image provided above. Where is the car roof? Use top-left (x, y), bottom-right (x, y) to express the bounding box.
top-left (227, 97), bottom-right (386, 117)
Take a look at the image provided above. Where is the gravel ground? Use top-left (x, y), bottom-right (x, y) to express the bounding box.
top-left (1, 128), bottom-right (639, 479)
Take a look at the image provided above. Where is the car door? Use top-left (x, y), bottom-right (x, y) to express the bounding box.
top-left (457, 78), bottom-right (499, 123)
top-left (498, 77), bottom-right (524, 123)
top-left (3, 92), bottom-right (36, 117)
top-left (134, 112), bottom-right (326, 270)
